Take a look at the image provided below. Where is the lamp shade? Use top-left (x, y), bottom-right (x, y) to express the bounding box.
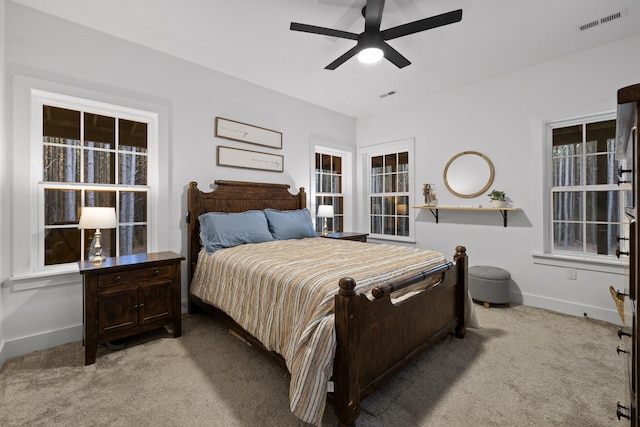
top-left (317, 205), bottom-right (334, 218)
top-left (78, 207), bottom-right (117, 229)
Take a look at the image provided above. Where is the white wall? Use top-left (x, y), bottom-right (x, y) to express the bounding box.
top-left (0, 3), bottom-right (355, 360)
top-left (356, 34), bottom-right (640, 324)
top-left (0, 0), bottom-right (7, 367)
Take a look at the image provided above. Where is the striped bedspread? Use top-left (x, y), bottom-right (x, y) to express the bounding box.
top-left (190, 237), bottom-right (446, 425)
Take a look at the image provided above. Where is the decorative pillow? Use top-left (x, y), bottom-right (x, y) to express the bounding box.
top-left (198, 210), bottom-right (274, 253)
top-left (264, 208), bottom-right (317, 240)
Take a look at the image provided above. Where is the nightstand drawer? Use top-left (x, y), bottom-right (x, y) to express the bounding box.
top-left (97, 265), bottom-right (172, 288)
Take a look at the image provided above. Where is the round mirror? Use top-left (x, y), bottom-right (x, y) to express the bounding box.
top-left (443, 151), bottom-right (495, 198)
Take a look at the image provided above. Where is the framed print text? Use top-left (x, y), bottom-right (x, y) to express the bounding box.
top-left (217, 146), bottom-right (284, 172)
top-left (215, 117), bottom-right (282, 149)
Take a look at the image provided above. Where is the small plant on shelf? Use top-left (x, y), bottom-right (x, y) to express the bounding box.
top-left (488, 190), bottom-right (505, 201)
top-left (488, 190), bottom-right (507, 207)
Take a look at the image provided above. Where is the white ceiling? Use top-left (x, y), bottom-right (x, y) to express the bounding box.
top-left (10, 0), bottom-right (640, 118)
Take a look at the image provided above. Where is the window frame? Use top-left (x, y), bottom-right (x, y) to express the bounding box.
top-left (360, 138), bottom-right (415, 243)
top-left (312, 146), bottom-right (352, 233)
top-left (538, 111), bottom-right (625, 267)
top-left (31, 90), bottom-right (159, 275)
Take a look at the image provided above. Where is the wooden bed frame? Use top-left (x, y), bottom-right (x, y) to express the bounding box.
top-left (186, 180), bottom-right (468, 426)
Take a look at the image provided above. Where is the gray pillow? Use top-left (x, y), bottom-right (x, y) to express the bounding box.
top-left (264, 208), bottom-right (317, 240)
top-left (198, 210), bottom-right (274, 253)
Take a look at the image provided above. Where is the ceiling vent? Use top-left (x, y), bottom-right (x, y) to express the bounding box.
top-left (577, 8), bottom-right (628, 32)
top-left (379, 90), bottom-right (399, 98)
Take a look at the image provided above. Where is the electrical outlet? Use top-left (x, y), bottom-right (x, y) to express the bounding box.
top-left (566, 268), bottom-right (577, 280)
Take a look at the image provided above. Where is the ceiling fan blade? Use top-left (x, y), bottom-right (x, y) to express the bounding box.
top-left (380, 42), bottom-right (411, 68)
top-left (290, 22), bottom-right (359, 40)
top-left (364, 0), bottom-right (385, 32)
top-left (325, 45), bottom-right (360, 70)
top-left (382, 9), bottom-right (463, 41)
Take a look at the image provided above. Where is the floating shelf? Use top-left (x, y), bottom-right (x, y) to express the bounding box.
top-left (413, 206), bottom-right (519, 227)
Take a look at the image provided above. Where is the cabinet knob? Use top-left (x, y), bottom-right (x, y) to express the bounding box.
top-left (139, 303), bottom-right (144, 308)
top-left (115, 276), bottom-right (122, 282)
top-left (616, 247), bottom-right (630, 258)
top-left (154, 270), bottom-right (160, 276)
top-left (617, 402), bottom-right (630, 420)
top-left (618, 327), bottom-right (632, 339)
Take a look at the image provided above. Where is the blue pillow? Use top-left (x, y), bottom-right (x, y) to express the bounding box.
top-left (264, 208), bottom-right (317, 240)
top-left (198, 210), bottom-right (274, 253)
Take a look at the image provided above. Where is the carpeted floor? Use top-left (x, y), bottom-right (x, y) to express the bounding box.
top-left (0, 303), bottom-right (627, 426)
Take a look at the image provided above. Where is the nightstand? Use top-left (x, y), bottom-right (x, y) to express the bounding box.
top-left (322, 232), bottom-right (369, 242)
top-left (78, 251), bottom-right (185, 365)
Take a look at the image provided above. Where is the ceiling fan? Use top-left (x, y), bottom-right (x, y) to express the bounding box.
top-left (290, 0), bottom-right (462, 70)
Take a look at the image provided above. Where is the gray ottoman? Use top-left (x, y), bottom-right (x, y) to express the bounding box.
top-left (469, 266), bottom-right (511, 308)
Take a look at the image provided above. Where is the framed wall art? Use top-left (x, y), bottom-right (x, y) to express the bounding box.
top-left (217, 145), bottom-right (284, 173)
top-left (215, 117), bottom-right (283, 149)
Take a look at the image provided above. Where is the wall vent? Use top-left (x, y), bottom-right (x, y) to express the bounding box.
top-left (577, 8), bottom-right (628, 32)
top-left (379, 90), bottom-right (398, 98)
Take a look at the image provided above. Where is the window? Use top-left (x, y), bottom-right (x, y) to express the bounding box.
top-left (38, 94), bottom-right (154, 268)
top-left (362, 138), bottom-right (414, 241)
top-left (549, 117), bottom-right (623, 258)
top-left (314, 151), bottom-right (344, 233)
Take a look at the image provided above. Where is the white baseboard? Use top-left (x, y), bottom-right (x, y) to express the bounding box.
top-left (1, 324), bottom-right (82, 363)
top-left (512, 291), bottom-right (622, 325)
top-left (2, 305), bottom-right (190, 365)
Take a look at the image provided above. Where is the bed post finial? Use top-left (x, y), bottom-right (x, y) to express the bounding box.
top-left (453, 245), bottom-right (468, 339)
top-left (189, 181), bottom-right (198, 189)
top-left (338, 277), bottom-right (356, 296)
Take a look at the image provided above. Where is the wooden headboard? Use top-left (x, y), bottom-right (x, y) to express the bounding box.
top-left (186, 180), bottom-right (307, 283)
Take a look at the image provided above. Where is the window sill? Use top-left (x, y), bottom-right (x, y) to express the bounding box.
top-left (532, 252), bottom-right (625, 275)
top-left (3, 266), bottom-right (81, 291)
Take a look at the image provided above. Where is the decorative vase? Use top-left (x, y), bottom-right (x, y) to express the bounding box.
top-left (423, 184), bottom-right (437, 206)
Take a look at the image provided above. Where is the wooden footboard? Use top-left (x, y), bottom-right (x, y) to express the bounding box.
top-left (332, 246), bottom-right (468, 426)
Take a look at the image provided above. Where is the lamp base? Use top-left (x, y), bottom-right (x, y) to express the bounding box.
top-left (88, 229), bottom-right (106, 263)
top-left (88, 254), bottom-right (106, 263)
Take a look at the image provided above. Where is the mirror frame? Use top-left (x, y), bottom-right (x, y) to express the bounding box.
top-left (443, 151), bottom-right (495, 198)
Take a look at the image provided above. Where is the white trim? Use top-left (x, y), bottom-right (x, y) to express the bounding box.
top-left (513, 291), bottom-right (622, 325)
top-left (9, 75), bottom-right (164, 282)
top-left (0, 324), bottom-right (82, 362)
top-left (359, 138), bottom-right (415, 241)
top-left (30, 90), bottom-right (158, 272)
top-left (312, 146), bottom-right (354, 232)
top-left (531, 251), bottom-right (624, 275)
top-left (540, 111), bottom-right (619, 259)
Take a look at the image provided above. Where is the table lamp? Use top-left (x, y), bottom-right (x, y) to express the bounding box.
top-left (317, 205), bottom-right (334, 236)
top-left (79, 207), bottom-right (117, 262)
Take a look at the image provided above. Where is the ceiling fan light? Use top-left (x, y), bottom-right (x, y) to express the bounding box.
top-left (357, 47), bottom-right (383, 64)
